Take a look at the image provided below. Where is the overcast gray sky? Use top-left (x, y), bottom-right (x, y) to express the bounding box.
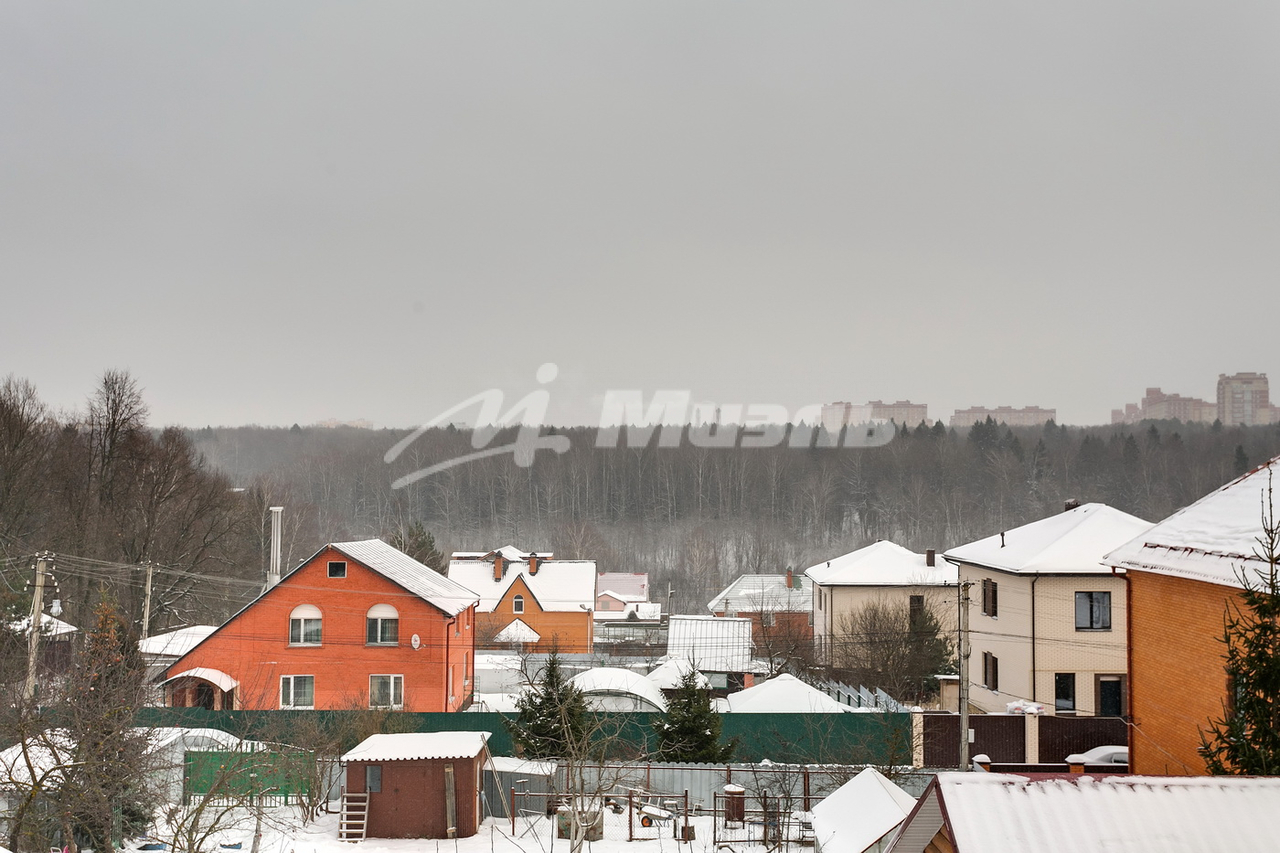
top-left (3, 2), bottom-right (1277, 428)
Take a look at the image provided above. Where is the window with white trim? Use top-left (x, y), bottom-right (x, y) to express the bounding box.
top-left (366, 604), bottom-right (399, 645)
top-left (289, 604), bottom-right (322, 645)
top-left (280, 675), bottom-right (315, 709)
top-left (513, 594), bottom-right (524, 614)
top-left (370, 674), bottom-right (403, 709)
top-left (328, 561), bottom-right (347, 578)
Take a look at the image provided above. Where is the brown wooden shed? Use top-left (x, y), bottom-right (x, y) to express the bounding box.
top-left (340, 732), bottom-right (490, 840)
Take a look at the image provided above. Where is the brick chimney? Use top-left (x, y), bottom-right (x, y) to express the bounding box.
top-left (926, 549), bottom-right (935, 567)
top-left (528, 553), bottom-right (539, 575)
top-left (785, 568), bottom-right (793, 589)
top-left (493, 555), bottom-right (505, 582)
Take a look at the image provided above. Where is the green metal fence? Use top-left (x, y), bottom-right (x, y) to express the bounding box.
top-left (141, 707), bottom-right (912, 765)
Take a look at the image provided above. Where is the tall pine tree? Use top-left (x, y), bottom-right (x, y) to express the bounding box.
top-left (507, 650), bottom-right (589, 759)
top-left (1200, 476), bottom-right (1280, 774)
top-left (653, 667), bottom-right (736, 763)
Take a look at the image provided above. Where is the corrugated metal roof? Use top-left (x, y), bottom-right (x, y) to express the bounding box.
top-left (327, 539), bottom-right (479, 616)
top-left (341, 731), bottom-right (490, 763)
top-left (890, 772), bottom-right (1280, 853)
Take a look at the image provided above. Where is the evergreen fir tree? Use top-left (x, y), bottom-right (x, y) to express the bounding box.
top-left (653, 668), bottom-right (736, 763)
top-left (1235, 445), bottom-right (1251, 478)
top-left (390, 521), bottom-right (445, 570)
top-left (507, 650), bottom-right (589, 759)
top-left (1200, 476), bottom-right (1280, 774)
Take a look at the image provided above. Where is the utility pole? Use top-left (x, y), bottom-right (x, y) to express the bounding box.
top-left (958, 579), bottom-right (973, 770)
top-left (24, 553), bottom-right (50, 703)
top-left (141, 561), bottom-right (154, 640)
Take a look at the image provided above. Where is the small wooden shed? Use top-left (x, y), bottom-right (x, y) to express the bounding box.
top-left (340, 732), bottom-right (490, 840)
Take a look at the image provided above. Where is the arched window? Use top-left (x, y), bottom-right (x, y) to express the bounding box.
top-left (289, 604), bottom-right (322, 645)
top-left (366, 604), bottom-right (399, 645)
top-left (513, 594), bottom-right (525, 614)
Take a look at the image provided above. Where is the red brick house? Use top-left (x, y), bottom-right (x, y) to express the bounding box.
top-left (447, 546), bottom-right (595, 653)
top-left (1104, 455), bottom-right (1279, 775)
top-left (162, 539), bottom-right (479, 712)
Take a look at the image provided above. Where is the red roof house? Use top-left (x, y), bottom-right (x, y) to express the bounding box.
top-left (162, 539), bottom-right (479, 712)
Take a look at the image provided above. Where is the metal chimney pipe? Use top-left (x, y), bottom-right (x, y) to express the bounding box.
top-left (268, 506), bottom-right (283, 588)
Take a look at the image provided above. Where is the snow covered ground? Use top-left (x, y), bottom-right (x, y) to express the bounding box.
top-left (134, 805), bottom-right (793, 853)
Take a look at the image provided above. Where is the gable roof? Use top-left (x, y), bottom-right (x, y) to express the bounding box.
top-left (165, 539), bottom-right (478, 675)
top-left (139, 625), bottom-right (218, 658)
top-left (805, 541), bottom-right (956, 587)
top-left (890, 772), bottom-right (1280, 853)
top-left (944, 504), bottom-right (1152, 576)
top-left (323, 539), bottom-right (479, 617)
top-left (1103, 456), bottom-right (1280, 590)
top-left (726, 673), bottom-right (850, 713)
top-left (493, 618), bottom-right (541, 643)
top-left (447, 546), bottom-right (596, 613)
top-left (813, 767), bottom-right (916, 853)
top-left (708, 574), bottom-right (813, 614)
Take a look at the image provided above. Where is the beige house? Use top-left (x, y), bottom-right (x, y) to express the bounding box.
top-left (944, 503), bottom-right (1152, 716)
top-left (805, 540), bottom-right (957, 666)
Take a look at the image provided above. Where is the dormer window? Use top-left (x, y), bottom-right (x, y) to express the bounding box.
top-left (513, 594), bottom-right (525, 614)
top-left (289, 604), bottom-right (323, 645)
top-left (366, 604), bottom-right (399, 645)
top-left (328, 561), bottom-right (347, 578)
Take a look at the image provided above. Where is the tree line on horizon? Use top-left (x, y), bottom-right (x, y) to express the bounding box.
top-left (4, 370), bottom-right (1280, 630)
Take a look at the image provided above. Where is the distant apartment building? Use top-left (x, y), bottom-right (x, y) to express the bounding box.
top-left (821, 400), bottom-right (929, 431)
top-left (1110, 388), bottom-right (1217, 425)
top-left (1217, 372), bottom-right (1277, 426)
top-left (949, 405), bottom-right (1056, 428)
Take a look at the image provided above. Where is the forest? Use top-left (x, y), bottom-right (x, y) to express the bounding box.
top-left (4, 371), bottom-right (1280, 631)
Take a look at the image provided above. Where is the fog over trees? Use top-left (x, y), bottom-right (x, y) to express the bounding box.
top-left (4, 371), bottom-right (1280, 631)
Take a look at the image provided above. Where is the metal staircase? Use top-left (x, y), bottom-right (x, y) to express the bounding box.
top-left (339, 791), bottom-right (369, 841)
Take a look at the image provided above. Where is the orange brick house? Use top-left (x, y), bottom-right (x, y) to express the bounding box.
top-left (707, 571), bottom-right (814, 653)
top-left (1104, 455), bottom-right (1279, 775)
top-left (447, 546), bottom-right (595, 653)
top-left (162, 539), bottom-right (479, 712)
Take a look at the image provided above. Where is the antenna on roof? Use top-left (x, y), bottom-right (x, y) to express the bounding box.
top-left (1000, 532), bottom-right (1006, 548)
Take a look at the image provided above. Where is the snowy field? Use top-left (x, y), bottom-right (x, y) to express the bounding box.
top-left (133, 805), bottom-right (793, 853)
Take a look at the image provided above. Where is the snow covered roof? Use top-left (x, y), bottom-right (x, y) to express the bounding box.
top-left (488, 756), bottom-right (557, 776)
top-left (890, 772), bottom-right (1280, 853)
top-left (647, 658), bottom-right (710, 690)
top-left (943, 504), bottom-right (1152, 576)
top-left (804, 541), bottom-right (957, 587)
top-left (726, 674), bottom-right (850, 713)
top-left (161, 666), bottom-right (239, 693)
top-left (667, 615), bottom-right (752, 673)
top-left (598, 589), bottom-right (648, 603)
top-left (447, 546), bottom-right (596, 613)
top-left (812, 767), bottom-right (916, 853)
top-left (467, 692), bottom-right (522, 713)
top-left (493, 618), bottom-right (541, 643)
top-left (1103, 456), bottom-right (1280, 590)
top-left (341, 732), bottom-right (490, 763)
top-left (138, 625), bottom-right (218, 658)
top-left (570, 667), bottom-right (667, 711)
top-left (596, 572), bottom-right (649, 599)
top-left (9, 612), bottom-right (78, 637)
top-left (707, 574), bottom-right (813, 615)
top-left (322, 539), bottom-right (480, 616)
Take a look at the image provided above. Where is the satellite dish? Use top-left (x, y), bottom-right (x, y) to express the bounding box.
top-left (411, 634), bottom-right (421, 650)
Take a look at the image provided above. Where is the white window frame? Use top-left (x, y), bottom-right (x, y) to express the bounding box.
top-left (513, 594), bottom-right (524, 614)
top-left (370, 674), bottom-right (404, 710)
top-left (328, 560), bottom-right (347, 578)
top-left (280, 675), bottom-right (315, 709)
top-left (289, 604), bottom-right (322, 646)
top-left (1075, 591), bottom-right (1112, 631)
top-left (366, 604), bottom-right (400, 645)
